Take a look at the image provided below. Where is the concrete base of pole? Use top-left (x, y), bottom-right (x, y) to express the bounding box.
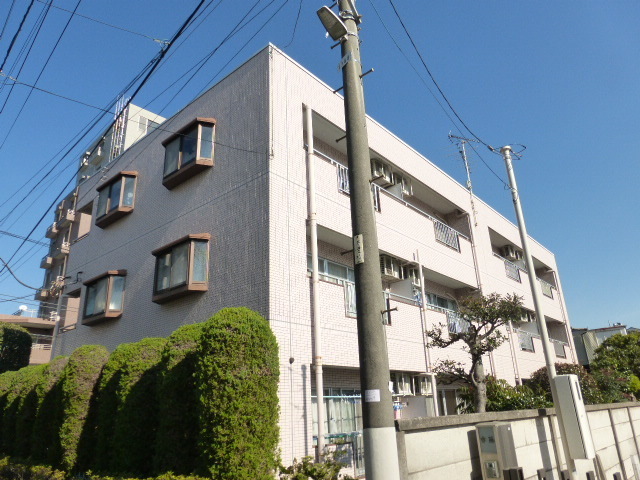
top-left (363, 426), bottom-right (401, 480)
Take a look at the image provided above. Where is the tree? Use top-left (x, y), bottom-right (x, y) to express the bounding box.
top-left (591, 332), bottom-right (640, 379)
top-left (0, 323), bottom-right (31, 373)
top-left (426, 292), bottom-right (523, 413)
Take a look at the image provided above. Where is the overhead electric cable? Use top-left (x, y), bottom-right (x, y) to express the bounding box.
top-left (0, 256), bottom-right (39, 289)
top-left (281, 0), bottom-right (303, 48)
top-left (33, 0), bottom-right (168, 44)
top-left (0, 0), bottom-right (35, 72)
top-left (386, 0), bottom-right (495, 151)
top-left (0, 229), bottom-right (48, 246)
top-left (0, 0), bottom-right (84, 148)
top-left (0, 0), bottom-right (18, 42)
top-left (0, 0), bottom-right (209, 274)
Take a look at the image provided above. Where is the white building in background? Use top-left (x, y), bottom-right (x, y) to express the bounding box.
top-left (35, 45), bottom-right (576, 469)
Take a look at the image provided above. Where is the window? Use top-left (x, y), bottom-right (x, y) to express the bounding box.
top-left (152, 234), bottom-right (210, 303)
top-left (82, 270), bottom-right (126, 325)
top-left (162, 117), bottom-right (215, 189)
top-left (426, 292), bottom-right (457, 312)
top-left (95, 171), bottom-right (138, 228)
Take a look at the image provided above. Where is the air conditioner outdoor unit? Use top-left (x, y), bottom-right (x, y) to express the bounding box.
top-left (392, 172), bottom-right (413, 196)
top-left (371, 159), bottom-right (393, 186)
top-left (380, 254), bottom-right (400, 279)
top-left (502, 245), bottom-right (523, 261)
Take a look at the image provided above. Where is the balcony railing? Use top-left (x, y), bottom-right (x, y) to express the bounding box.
top-left (45, 222), bottom-right (58, 239)
top-left (336, 164), bottom-right (350, 194)
top-left (551, 339), bottom-right (567, 358)
top-left (539, 278), bottom-right (554, 298)
top-left (446, 310), bottom-right (469, 334)
top-left (516, 329), bottom-right (535, 352)
top-left (40, 255), bottom-right (53, 269)
top-left (504, 259), bottom-right (521, 282)
top-left (371, 184), bottom-right (381, 212)
top-left (434, 220), bottom-right (460, 251)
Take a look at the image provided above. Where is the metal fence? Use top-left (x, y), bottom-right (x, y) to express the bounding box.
top-left (539, 279), bottom-right (554, 298)
top-left (336, 164), bottom-right (350, 194)
top-left (551, 339), bottom-right (567, 358)
top-left (517, 329), bottom-right (535, 352)
top-left (504, 259), bottom-right (521, 282)
top-left (434, 220), bottom-right (460, 251)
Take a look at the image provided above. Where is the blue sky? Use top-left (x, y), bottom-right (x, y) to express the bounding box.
top-left (0, 0), bottom-right (637, 329)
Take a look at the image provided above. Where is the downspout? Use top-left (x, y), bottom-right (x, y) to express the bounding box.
top-left (507, 320), bottom-right (522, 385)
top-left (416, 251), bottom-right (439, 416)
top-left (50, 253), bottom-right (67, 357)
top-left (304, 105), bottom-right (325, 459)
top-left (553, 270), bottom-right (577, 363)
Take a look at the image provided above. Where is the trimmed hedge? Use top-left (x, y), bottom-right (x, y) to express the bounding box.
top-left (196, 307), bottom-right (280, 480)
top-left (59, 345), bottom-right (110, 472)
top-left (0, 307), bottom-right (281, 479)
top-left (154, 324), bottom-right (204, 475)
top-left (30, 356), bottom-right (69, 466)
top-left (0, 323), bottom-right (31, 374)
top-left (111, 337), bottom-right (167, 476)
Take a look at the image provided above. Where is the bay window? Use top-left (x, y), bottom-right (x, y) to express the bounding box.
top-left (162, 118), bottom-right (215, 189)
top-left (95, 171), bottom-right (138, 228)
top-left (83, 270), bottom-right (127, 324)
top-left (152, 234), bottom-right (210, 303)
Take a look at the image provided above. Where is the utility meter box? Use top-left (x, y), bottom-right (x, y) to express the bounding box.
top-left (475, 422), bottom-right (518, 479)
top-left (554, 374), bottom-right (595, 460)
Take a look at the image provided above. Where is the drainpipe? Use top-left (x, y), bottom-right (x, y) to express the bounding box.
top-left (304, 105), bottom-right (325, 459)
top-left (553, 271), bottom-right (577, 363)
top-left (50, 253), bottom-right (67, 357)
top-left (416, 251), bottom-right (439, 416)
top-left (507, 320), bottom-right (522, 385)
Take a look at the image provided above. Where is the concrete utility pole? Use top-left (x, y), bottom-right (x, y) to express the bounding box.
top-left (337, 2), bottom-right (400, 478)
top-left (500, 146), bottom-right (575, 478)
top-left (317, 1), bottom-right (400, 478)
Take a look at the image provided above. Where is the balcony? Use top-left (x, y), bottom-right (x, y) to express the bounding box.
top-left (52, 241), bottom-right (70, 259)
top-left (538, 278), bottom-right (554, 299)
top-left (40, 255), bottom-right (53, 269)
top-left (34, 288), bottom-right (50, 302)
top-left (446, 310), bottom-right (469, 334)
top-left (57, 209), bottom-right (75, 228)
top-left (45, 222), bottom-right (58, 239)
top-left (516, 329), bottom-right (536, 352)
top-left (551, 339), bottom-right (568, 358)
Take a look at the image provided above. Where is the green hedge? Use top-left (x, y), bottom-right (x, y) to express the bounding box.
top-left (196, 307), bottom-right (280, 480)
top-left (30, 356), bottom-right (69, 466)
top-left (0, 323), bottom-right (31, 374)
top-left (154, 324), bottom-right (203, 475)
top-left (111, 337), bottom-right (167, 476)
top-left (0, 307), bottom-right (281, 479)
top-left (59, 345), bottom-right (110, 472)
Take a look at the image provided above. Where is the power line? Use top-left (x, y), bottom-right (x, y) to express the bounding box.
top-left (0, 0), bottom-right (35, 72)
top-left (281, 0), bottom-right (303, 49)
top-left (386, 0), bottom-right (495, 152)
top-left (0, 256), bottom-right (39, 289)
top-left (33, 0), bottom-right (168, 44)
top-left (0, 229), bottom-right (48, 246)
top-left (0, 0), bottom-right (18, 43)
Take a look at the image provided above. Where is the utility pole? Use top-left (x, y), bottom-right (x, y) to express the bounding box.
top-left (500, 146), bottom-right (575, 478)
top-left (317, 2), bottom-right (400, 478)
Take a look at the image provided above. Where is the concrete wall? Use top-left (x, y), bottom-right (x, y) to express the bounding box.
top-left (396, 402), bottom-right (640, 480)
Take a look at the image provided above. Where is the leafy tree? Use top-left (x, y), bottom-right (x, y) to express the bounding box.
top-left (591, 332), bottom-right (640, 379)
top-left (0, 323), bottom-right (31, 373)
top-left (426, 292), bottom-right (523, 413)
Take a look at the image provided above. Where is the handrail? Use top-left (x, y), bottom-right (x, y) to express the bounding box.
top-left (311, 146), bottom-right (470, 241)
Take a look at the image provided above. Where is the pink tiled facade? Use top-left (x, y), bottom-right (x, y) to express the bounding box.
top-left (43, 46), bottom-right (575, 464)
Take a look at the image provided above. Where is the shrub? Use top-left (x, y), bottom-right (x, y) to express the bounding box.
top-left (196, 307), bottom-right (280, 480)
top-left (110, 337), bottom-right (167, 476)
top-left (154, 324), bottom-right (204, 475)
top-left (0, 370), bottom-right (17, 444)
top-left (458, 376), bottom-right (550, 413)
top-left (59, 345), bottom-right (110, 472)
top-left (279, 454), bottom-right (355, 480)
top-left (1, 365), bottom-right (42, 456)
top-left (30, 356), bottom-right (69, 466)
top-left (529, 363), bottom-right (606, 405)
top-left (14, 364), bottom-right (47, 458)
top-left (0, 323), bottom-right (31, 374)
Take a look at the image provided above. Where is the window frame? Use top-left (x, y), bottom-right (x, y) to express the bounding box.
top-left (161, 117), bottom-right (216, 189)
top-left (152, 233), bottom-right (210, 304)
top-left (95, 171), bottom-right (138, 228)
top-left (82, 270), bottom-right (127, 325)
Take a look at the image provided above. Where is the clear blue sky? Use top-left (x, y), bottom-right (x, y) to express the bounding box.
top-left (0, 0), bottom-right (637, 329)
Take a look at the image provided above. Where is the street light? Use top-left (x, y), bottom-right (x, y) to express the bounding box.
top-left (316, 6), bottom-right (347, 40)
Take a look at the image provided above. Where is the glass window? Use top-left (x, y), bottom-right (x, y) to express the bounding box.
top-left (109, 276), bottom-right (125, 310)
top-left (170, 243), bottom-right (189, 287)
top-left (156, 253), bottom-right (171, 292)
top-left (123, 177), bottom-right (135, 206)
top-left (181, 126), bottom-right (198, 165)
top-left (192, 241), bottom-right (208, 282)
top-left (164, 138), bottom-right (180, 175)
top-left (97, 189), bottom-right (108, 217)
top-left (108, 179), bottom-right (121, 212)
top-left (200, 125), bottom-right (214, 159)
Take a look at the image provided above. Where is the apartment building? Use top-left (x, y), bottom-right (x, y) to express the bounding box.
top-left (37, 45), bottom-right (575, 466)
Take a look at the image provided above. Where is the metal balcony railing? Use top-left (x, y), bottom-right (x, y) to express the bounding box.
top-left (538, 278), bottom-right (554, 298)
top-left (434, 220), bottom-right (460, 251)
top-left (336, 164), bottom-right (350, 194)
top-left (504, 259), bottom-right (521, 282)
top-left (446, 310), bottom-right (469, 334)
